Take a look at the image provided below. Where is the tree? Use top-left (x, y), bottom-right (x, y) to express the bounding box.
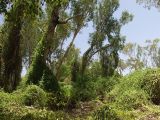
top-left (55, 0), bottom-right (96, 80)
top-left (27, 0), bottom-right (69, 87)
top-left (137, 0), bottom-right (160, 8)
top-left (145, 39), bottom-right (160, 67)
top-left (21, 17), bottom-right (46, 69)
top-left (0, 0), bottom-right (10, 14)
top-left (0, 41), bottom-right (2, 87)
top-left (1, 0), bottom-right (41, 92)
top-left (26, 0), bottom-right (97, 86)
top-left (57, 45), bottom-right (80, 82)
top-left (81, 1), bottom-right (133, 77)
top-left (119, 39), bottom-right (160, 74)
top-left (121, 43), bottom-right (145, 72)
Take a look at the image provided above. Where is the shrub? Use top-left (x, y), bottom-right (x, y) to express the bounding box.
top-left (40, 67), bottom-right (60, 92)
top-left (93, 105), bottom-right (120, 120)
top-left (70, 75), bottom-right (97, 102)
top-left (107, 68), bottom-right (160, 112)
top-left (47, 90), bottom-right (70, 110)
top-left (0, 88), bottom-right (71, 120)
top-left (107, 70), bottom-right (149, 110)
top-left (115, 89), bottom-right (148, 110)
top-left (70, 75), bottom-right (119, 102)
top-left (60, 83), bottom-right (72, 98)
top-left (95, 76), bottom-right (119, 100)
top-left (0, 103), bottom-right (70, 120)
top-left (22, 85), bottom-right (47, 108)
top-left (141, 69), bottom-right (160, 105)
top-left (0, 91), bottom-right (11, 105)
top-left (17, 76), bottom-right (27, 90)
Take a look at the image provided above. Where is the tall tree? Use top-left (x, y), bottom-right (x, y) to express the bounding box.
top-left (119, 39), bottom-right (160, 74)
top-left (21, 17), bottom-right (46, 69)
top-left (81, 1), bottom-right (133, 77)
top-left (26, 0), bottom-right (69, 86)
top-left (26, 0), bottom-right (96, 86)
top-left (0, 42), bottom-right (2, 87)
top-left (1, 0), bottom-right (40, 92)
top-left (55, 0), bottom-right (96, 80)
top-left (121, 42), bottom-right (145, 72)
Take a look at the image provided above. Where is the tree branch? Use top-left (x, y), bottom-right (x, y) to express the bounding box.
top-left (57, 14), bottom-right (82, 24)
top-left (81, 44), bottom-right (111, 74)
top-left (55, 29), bottom-right (79, 79)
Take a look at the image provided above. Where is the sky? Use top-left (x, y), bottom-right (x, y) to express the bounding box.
top-left (73, 0), bottom-right (160, 54)
top-left (0, 0), bottom-right (160, 53)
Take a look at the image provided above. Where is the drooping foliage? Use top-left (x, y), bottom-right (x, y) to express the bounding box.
top-left (26, 0), bottom-right (65, 88)
top-left (81, 0), bottom-right (133, 77)
top-left (1, 0), bottom-right (41, 92)
top-left (119, 39), bottom-right (160, 74)
top-left (40, 67), bottom-right (60, 92)
top-left (26, 0), bottom-right (97, 90)
top-left (68, 0), bottom-right (133, 104)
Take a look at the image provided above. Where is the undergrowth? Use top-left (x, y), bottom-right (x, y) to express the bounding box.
top-left (1, 68), bottom-right (160, 119)
top-left (94, 68), bottom-right (160, 120)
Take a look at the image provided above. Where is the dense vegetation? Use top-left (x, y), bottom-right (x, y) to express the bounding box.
top-left (0, 0), bottom-right (160, 119)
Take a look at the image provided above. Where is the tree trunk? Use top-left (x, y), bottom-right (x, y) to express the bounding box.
top-left (81, 47), bottom-right (92, 75)
top-left (3, 21), bottom-right (22, 92)
top-left (2, 5), bottom-right (24, 92)
top-left (0, 45), bottom-right (2, 87)
top-left (56, 31), bottom-right (78, 80)
top-left (27, 6), bottom-right (60, 84)
top-left (100, 50), bottom-right (119, 77)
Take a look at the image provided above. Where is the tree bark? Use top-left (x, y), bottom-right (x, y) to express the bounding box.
top-left (2, 5), bottom-right (24, 92)
top-left (27, 6), bottom-right (61, 84)
top-left (0, 45), bottom-right (2, 87)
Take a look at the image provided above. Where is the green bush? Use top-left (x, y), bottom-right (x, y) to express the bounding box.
top-left (0, 91), bottom-right (11, 104)
top-left (107, 70), bottom-right (149, 110)
top-left (40, 67), bottom-right (60, 92)
top-left (71, 75), bottom-right (97, 102)
top-left (71, 74), bottom-right (119, 102)
top-left (17, 76), bottom-right (27, 90)
top-left (60, 83), bottom-right (72, 98)
top-left (0, 87), bottom-right (71, 120)
top-left (44, 83), bottom-right (72, 110)
top-left (141, 69), bottom-right (160, 105)
top-left (22, 85), bottom-right (47, 108)
top-left (47, 90), bottom-right (70, 110)
top-left (93, 105), bottom-right (120, 120)
top-left (0, 103), bottom-right (70, 120)
top-left (107, 68), bottom-right (160, 112)
top-left (95, 76), bottom-right (119, 99)
top-left (115, 89), bottom-right (148, 110)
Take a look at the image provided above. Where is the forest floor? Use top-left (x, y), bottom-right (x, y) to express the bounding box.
top-left (69, 101), bottom-right (160, 120)
top-left (68, 100), bottom-right (104, 119)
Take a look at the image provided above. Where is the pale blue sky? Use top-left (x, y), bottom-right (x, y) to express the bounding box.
top-left (0, 0), bottom-right (160, 54)
top-left (74, 0), bottom-right (160, 53)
